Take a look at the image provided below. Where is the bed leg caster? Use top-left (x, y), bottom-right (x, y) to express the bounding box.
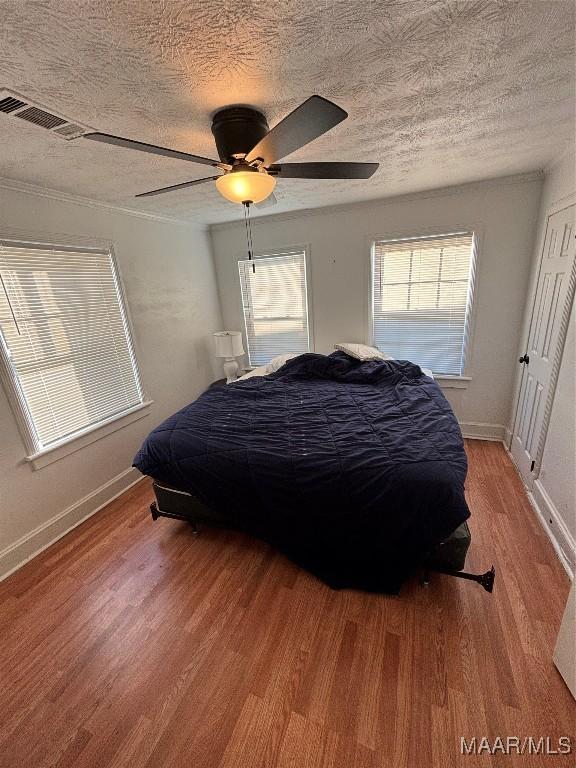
top-left (150, 502), bottom-right (159, 521)
top-left (421, 568), bottom-right (430, 586)
top-left (190, 521), bottom-right (200, 535)
top-left (431, 565), bottom-right (496, 593)
top-left (456, 565), bottom-right (495, 593)
top-left (479, 565), bottom-right (496, 593)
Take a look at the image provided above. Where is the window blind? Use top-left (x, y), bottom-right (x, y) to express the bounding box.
top-left (371, 232), bottom-right (476, 375)
top-left (239, 250), bottom-right (310, 367)
top-left (0, 241), bottom-right (143, 450)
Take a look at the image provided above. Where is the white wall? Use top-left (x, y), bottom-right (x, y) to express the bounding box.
top-left (511, 146), bottom-right (575, 571)
top-left (0, 184), bottom-right (222, 578)
top-left (211, 173), bottom-right (542, 432)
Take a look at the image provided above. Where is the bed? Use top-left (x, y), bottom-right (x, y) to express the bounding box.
top-left (134, 352), bottom-right (495, 593)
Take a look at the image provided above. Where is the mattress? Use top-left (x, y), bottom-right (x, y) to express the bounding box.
top-left (134, 352), bottom-right (469, 592)
top-left (236, 362), bottom-right (434, 382)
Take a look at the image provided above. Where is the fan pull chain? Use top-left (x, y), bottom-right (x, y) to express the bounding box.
top-left (242, 201), bottom-right (256, 273)
top-left (248, 207), bottom-right (256, 274)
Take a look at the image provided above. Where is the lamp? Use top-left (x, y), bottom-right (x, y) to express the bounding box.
top-left (216, 168), bottom-right (276, 204)
top-left (214, 331), bottom-right (245, 383)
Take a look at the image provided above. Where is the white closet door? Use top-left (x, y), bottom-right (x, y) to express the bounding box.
top-left (511, 203), bottom-right (575, 485)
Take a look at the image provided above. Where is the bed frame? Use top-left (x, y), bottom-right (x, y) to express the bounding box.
top-left (149, 480), bottom-right (495, 593)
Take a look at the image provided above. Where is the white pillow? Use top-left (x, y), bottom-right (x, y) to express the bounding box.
top-left (266, 352), bottom-right (300, 373)
top-left (234, 365), bottom-right (268, 382)
top-left (334, 342), bottom-right (391, 361)
top-left (234, 354), bottom-right (300, 382)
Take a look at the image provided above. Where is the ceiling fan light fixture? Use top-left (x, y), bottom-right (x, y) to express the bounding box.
top-left (82, 96), bottom-right (378, 201)
top-left (215, 169), bottom-right (276, 204)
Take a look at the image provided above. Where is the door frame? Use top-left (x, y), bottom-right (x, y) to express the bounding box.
top-left (509, 192), bottom-right (576, 484)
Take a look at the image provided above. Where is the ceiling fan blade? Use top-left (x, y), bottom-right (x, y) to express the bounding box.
top-left (135, 176), bottom-right (219, 198)
top-left (255, 192), bottom-right (278, 209)
top-left (245, 95), bottom-right (347, 166)
top-left (84, 132), bottom-right (231, 170)
top-left (269, 162), bottom-right (379, 179)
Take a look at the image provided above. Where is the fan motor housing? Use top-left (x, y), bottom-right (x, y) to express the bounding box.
top-left (211, 106), bottom-right (269, 164)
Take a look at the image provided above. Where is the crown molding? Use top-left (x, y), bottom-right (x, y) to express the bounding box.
top-left (0, 176), bottom-right (201, 228)
top-left (544, 141), bottom-right (575, 173)
top-left (0, 169), bottom-right (545, 233)
top-left (210, 170), bottom-right (545, 232)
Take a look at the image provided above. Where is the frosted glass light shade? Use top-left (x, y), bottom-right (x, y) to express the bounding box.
top-left (216, 170), bottom-right (276, 204)
top-left (214, 331), bottom-right (244, 358)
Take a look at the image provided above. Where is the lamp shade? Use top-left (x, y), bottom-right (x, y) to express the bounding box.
top-left (214, 331), bottom-right (244, 358)
top-left (215, 170), bottom-right (276, 204)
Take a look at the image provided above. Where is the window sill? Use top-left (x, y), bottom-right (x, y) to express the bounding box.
top-left (26, 400), bottom-right (153, 470)
top-left (434, 375), bottom-right (471, 389)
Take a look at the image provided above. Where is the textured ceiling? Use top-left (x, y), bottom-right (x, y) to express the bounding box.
top-left (0, 0), bottom-right (574, 225)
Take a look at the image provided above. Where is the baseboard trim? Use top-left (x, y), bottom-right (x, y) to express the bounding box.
top-left (529, 480), bottom-right (575, 579)
top-left (504, 444), bottom-right (575, 579)
top-left (0, 467), bottom-right (144, 582)
top-left (460, 422), bottom-right (506, 441)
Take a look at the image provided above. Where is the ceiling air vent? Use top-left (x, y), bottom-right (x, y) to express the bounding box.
top-left (53, 123), bottom-right (84, 138)
top-left (0, 88), bottom-right (93, 140)
top-left (16, 106), bottom-right (67, 129)
top-left (0, 96), bottom-right (26, 113)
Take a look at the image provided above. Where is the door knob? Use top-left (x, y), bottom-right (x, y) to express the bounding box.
top-left (518, 354), bottom-right (530, 364)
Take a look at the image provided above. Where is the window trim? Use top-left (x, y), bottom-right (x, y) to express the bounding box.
top-left (367, 227), bottom-right (481, 379)
top-left (24, 399), bottom-right (153, 470)
top-left (236, 244), bottom-right (314, 367)
top-left (0, 234), bottom-right (149, 465)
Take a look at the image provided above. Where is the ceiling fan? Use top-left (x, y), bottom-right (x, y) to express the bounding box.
top-left (83, 95), bottom-right (378, 206)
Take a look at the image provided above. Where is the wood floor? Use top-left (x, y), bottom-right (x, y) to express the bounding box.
top-left (0, 441), bottom-right (573, 768)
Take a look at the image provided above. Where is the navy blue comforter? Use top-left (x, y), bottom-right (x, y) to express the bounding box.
top-left (134, 352), bottom-right (470, 592)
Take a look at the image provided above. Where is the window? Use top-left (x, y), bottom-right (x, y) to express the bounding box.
top-left (371, 232), bottom-right (476, 375)
top-left (0, 239), bottom-right (144, 454)
top-left (239, 249), bottom-right (310, 367)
